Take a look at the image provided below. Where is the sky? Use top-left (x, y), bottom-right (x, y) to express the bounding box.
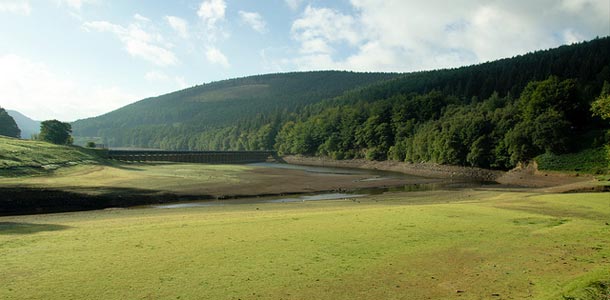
top-left (0, 0), bottom-right (609, 121)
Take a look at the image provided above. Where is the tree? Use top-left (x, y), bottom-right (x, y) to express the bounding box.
top-left (39, 120), bottom-right (73, 145)
top-left (591, 81), bottom-right (610, 120)
top-left (0, 107), bottom-right (21, 138)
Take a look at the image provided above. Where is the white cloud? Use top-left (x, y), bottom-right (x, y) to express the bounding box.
top-left (0, 0), bottom-right (31, 15)
top-left (0, 54), bottom-right (139, 121)
top-left (205, 47), bottom-right (229, 67)
top-left (175, 76), bottom-right (188, 89)
top-left (133, 13), bottom-right (150, 23)
top-left (56, 0), bottom-right (96, 10)
top-left (145, 70), bottom-right (169, 81)
top-left (145, 71), bottom-right (189, 90)
top-left (165, 16), bottom-right (189, 39)
top-left (83, 16), bottom-right (178, 66)
top-left (284, 0), bottom-right (303, 11)
top-left (284, 1), bottom-right (610, 72)
top-left (239, 11), bottom-right (267, 33)
top-left (198, 0), bottom-right (226, 28)
top-left (291, 6), bottom-right (361, 55)
top-left (562, 28), bottom-right (586, 44)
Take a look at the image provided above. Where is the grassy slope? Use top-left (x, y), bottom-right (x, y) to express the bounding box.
top-left (0, 190), bottom-right (608, 300)
top-left (0, 163), bottom-right (250, 194)
top-left (0, 136), bottom-right (103, 174)
top-left (536, 147), bottom-right (610, 175)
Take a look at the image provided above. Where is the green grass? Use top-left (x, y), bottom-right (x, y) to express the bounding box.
top-left (1, 190), bottom-right (608, 299)
top-left (0, 136), bottom-right (103, 175)
top-left (536, 147), bottom-right (610, 175)
top-left (0, 163), bottom-right (251, 195)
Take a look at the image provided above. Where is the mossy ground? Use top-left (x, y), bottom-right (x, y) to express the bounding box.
top-left (1, 190), bottom-right (608, 300)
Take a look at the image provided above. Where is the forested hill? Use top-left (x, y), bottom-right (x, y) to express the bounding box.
top-left (273, 37), bottom-right (610, 170)
top-left (72, 71), bottom-right (399, 145)
top-left (330, 37), bottom-right (610, 106)
top-left (73, 37), bottom-right (610, 171)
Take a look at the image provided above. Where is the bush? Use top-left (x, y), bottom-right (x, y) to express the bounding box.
top-left (535, 147), bottom-right (609, 174)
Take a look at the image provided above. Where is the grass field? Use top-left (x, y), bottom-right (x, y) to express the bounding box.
top-left (1, 189), bottom-right (609, 300)
top-left (0, 136), bottom-right (103, 175)
top-left (0, 163), bottom-right (251, 194)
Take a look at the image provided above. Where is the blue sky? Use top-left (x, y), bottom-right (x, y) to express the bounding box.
top-left (0, 0), bottom-right (609, 121)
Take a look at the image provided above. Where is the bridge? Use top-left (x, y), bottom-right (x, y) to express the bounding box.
top-left (106, 150), bottom-right (277, 164)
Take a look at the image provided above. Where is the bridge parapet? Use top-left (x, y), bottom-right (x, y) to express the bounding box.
top-left (107, 150), bottom-right (277, 164)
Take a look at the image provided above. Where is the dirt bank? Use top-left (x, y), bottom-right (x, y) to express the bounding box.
top-left (0, 162), bottom-right (443, 215)
top-left (282, 155), bottom-right (591, 188)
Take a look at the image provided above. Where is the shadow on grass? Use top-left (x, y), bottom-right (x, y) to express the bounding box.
top-left (0, 186), bottom-right (214, 216)
top-left (0, 222), bottom-right (70, 235)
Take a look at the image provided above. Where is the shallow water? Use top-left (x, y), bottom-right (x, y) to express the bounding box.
top-left (249, 162), bottom-right (427, 180)
top-left (149, 163), bottom-right (490, 210)
top-left (152, 192), bottom-right (367, 209)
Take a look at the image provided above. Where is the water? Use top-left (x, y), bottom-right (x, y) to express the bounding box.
top-left (249, 162), bottom-right (426, 180)
top-left (152, 193), bottom-right (366, 209)
top-left (149, 162), bottom-right (490, 210)
top-left (249, 162), bottom-right (371, 175)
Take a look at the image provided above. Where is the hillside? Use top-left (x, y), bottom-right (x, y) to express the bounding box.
top-left (0, 136), bottom-right (103, 175)
top-left (270, 38), bottom-right (610, 170)
top-left (72, 71), bottom-right (399, 147)
top-left (70, 38), bottom-right (610, 171)
top-left (7, 110), bottom-right (40, 139)
top-left (0, 108), bottom-right (20, 138)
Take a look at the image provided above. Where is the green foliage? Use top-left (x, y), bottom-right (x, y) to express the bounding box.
top-left (535, 147), bottom-right (609, 174)
top-left (276, 72), bottom-right (608, 169)
top-left (0, 107), bottom-right (20, 138)
top-left (0, 135), bottom-right (102, 174)
top-left (72, 71), bottom-right (399, 149)
top-left (69, 38), bottom-right (610, 170)
top-left (591, 85), bottom-right (610, 120)
top-left (39, 120), bottom-right (73, 145)
top-left (85, 142), bottom-right (96, 148)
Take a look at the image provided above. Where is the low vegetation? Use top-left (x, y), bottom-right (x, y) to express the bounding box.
top-left (0, 136), bottom-right (103, 175)
top-left (536, 147), bottom-right (610, 174)
top-left (1, 190), bottom-right (608, 299)
top-left (0, 163), bottom-right (250, 192)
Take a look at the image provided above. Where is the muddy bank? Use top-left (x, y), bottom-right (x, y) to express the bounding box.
top-left (283, 155), bottom-right (501, 182)
top-left (282, 155), bottom-right (590, 188)
top-left (0, 162), bottom-right (444, 215)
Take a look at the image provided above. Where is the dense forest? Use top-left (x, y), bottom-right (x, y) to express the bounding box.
top-left (73, 37), bottom-right (610, 170)
top-left (72, 71), bottom-right (400, 143)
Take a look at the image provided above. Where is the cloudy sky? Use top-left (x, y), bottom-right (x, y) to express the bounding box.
top-left (0, 0), bottom-right (609, 121)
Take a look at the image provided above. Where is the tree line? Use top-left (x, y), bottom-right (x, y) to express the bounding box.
top-left (0, 110), bottom-right (74, 146)
top-left (275, 77), bottom-right (608, 169)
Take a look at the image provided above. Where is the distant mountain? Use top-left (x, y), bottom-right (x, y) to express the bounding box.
top-left (72, 71), bottom-right (400, 147)
top-left (7, 110), bottom-right (40, 139)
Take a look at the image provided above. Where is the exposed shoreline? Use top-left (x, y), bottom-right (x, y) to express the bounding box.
top-left (0, 161), bottom-right (442, 215)
top-left (281, 155), bottom-right (593, 189)
top-left (0, 158), bottom-right (601, 216)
